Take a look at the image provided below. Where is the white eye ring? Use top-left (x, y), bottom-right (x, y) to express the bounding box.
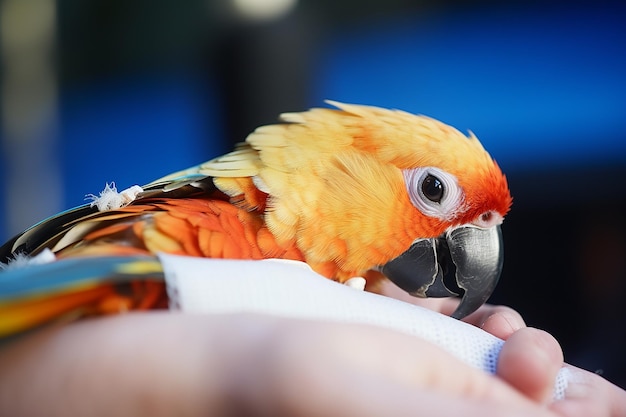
top-left (402, 167), bottom-right (464, 220)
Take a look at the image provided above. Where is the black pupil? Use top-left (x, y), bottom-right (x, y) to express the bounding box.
top-left (422, 174), bottom-right (444, 203)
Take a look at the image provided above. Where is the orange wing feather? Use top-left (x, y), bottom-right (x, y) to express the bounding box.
top-left (60, 197), bottom-right (303, 262)
top-left (23, 195), bottom-right (305, 328)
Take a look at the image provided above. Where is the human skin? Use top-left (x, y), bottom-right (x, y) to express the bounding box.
top-left (383, 282), bottom-right (626, 417)
top-left (0, 288), bottom-right (625, 416)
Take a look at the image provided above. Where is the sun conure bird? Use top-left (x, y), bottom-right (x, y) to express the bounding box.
top-left (0, 101), bottom-right (512, 337)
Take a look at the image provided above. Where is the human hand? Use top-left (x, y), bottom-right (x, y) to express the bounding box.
top-left (376, 279), bottom-right (626, 416)
top-left (1, 311), bottom-right (624, 417)
top-left (1, 274), bottom-right (624, 417)
top-left (0, 312), bottom-right (564, 417)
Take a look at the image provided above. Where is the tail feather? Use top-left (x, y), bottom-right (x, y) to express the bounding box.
top-left (0, 255), bottom-right (165, 338)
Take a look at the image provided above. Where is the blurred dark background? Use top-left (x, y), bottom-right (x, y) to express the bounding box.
top-left (1, 0), bottom-right (625, 387)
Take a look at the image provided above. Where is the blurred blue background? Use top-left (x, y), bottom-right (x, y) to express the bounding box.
top-left (1, 0), bottom-right (625, 387)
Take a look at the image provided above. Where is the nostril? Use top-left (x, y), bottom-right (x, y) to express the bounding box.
top-left (473, 210), bottom-right (503, 228)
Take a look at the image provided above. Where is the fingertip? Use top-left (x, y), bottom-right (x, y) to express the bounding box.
top-left (497, 328), bottom-right (564, 404)
top-left (480, 309), bottom-right (525, 340)
top-left (549, 365), bottom-right (626, 417)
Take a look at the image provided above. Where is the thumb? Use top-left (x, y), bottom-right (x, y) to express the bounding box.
top-left (497, 327), bottom-right (564, 403)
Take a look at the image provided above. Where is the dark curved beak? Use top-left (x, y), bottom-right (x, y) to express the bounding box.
top-left (379, 225), bottom-right (504, 320)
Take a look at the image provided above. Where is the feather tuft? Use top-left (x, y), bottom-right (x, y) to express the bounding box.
top-left (0, 248), bottom-right (56, 271)
top-left (85, 183), bottom-right (144, 211)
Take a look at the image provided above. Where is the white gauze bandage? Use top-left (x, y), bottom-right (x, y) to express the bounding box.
top-left (158, 253), bottom-right (570, 400)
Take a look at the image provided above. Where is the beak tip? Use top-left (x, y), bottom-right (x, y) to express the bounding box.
top-left (449, 293), bottom-right (489, 320)
top-left (382, 225), bottom-right (504, 320)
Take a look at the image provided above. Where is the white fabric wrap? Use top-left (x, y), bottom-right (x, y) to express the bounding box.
top-left (159, 253), bottom-right (570, 400)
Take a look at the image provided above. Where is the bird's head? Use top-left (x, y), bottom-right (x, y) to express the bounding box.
top-left (219, 101), bottom-right (512, 318)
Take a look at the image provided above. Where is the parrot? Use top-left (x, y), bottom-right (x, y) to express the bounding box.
top-left (0, 100), bottom-right (512, 338)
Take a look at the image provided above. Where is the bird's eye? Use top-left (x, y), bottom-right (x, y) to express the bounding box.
top-left (402, 167), bottom-right (464, 221)
top-left (421, 174), bottom-right (444, 203)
